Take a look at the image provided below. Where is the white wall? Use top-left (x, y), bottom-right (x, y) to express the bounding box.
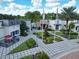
top-left (25, 21), bottom-right (31, 32)
top-left (0, 25), bottom-right (20, 40)
top-left (0, 22), bottom-right (2, 28)
top-left (0, 28), bottom-right (5, 39)
top-left (48, 20), bottom-right (66, 30)
top-left (4, 25), bottom-right (20, 36)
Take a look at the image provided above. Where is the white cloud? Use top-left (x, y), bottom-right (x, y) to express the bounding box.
top-left (45, 2), bottom-right (60, 7)
top-left (45, 0), bottom-right (60, 8)
top-left (44, 7), bottom-right (62, 14)
top-left (0, 0), bottom-right (77, 16)
top-left (1, 0), bottom-right (14, 2)
top-left (0, 3), bottom-right (28, 16)
top-left (46, 0), bottom-right (58, 3)
top-left (0, 8), bottom-right (27, 16)
top-left (31, 0), bottom-right (42, 7)
top-left (8, 3), bottom-right (26, 10)
top-left (31, 0), bottom-right (41, 3)
top-left (74, 8), bottom-right (79, 13)
top-left (63, 0), bottom-right (76, 8)
top-left (5, 0), bottom-right (14, 2)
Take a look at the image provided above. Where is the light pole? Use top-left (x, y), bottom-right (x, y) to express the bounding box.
top-left (54, 6), bottom-right (59, 42)
top-left (42, 8), bottom-right (45, 41)
top-left (77, 27), bottom-right (79, 39)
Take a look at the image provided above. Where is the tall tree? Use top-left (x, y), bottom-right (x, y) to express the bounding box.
top-left (60, 6), bottom-right (77, 29)
top-left (32, 11), bottom-right (41, 22)
top-left (25, 12), bottom-right (34, 21)
top-left (20, 21), bottom-right (27, 36)
top-left (25, 11), bottom-right (41, 22)
top-left (45, 13), bottom-right (56, 20)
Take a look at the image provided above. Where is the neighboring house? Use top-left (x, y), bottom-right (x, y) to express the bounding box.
top-left (36, 19), bottom-right (66, 30)
top-left (73, 20), bottom-right (79, 32)
top-left (25, 20), bottom-right (31, 32)
top-left (36, 19), bottom-right (79, 31)
top-left (49, 19), bottom-right (79, 31)
top-left (48, 19), bottom-right (66, 30)
top-left (0, 19), bottom-right (20, 40)
top-left (36, 20), bottom-right (48, 29)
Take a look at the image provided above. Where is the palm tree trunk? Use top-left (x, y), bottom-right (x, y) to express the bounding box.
top-left (66, 20), bottom-right (69, 38)
top-left (66, 20), bottom-right (68, 29)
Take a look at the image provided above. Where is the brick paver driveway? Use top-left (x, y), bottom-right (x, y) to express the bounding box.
top-left (60, 51), bottom-right (79, 59)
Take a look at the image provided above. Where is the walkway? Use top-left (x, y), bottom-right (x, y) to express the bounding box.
top-left (0, 34), bottom-right (34, 59)
top-left (4, 47), bottom-right (41, 59)
top-left (0, 32), bottom-right (79, 59)
top-left (32, 34), bottom-right (79, 59)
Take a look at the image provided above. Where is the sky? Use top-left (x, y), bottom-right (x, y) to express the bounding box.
top-left (0, 0), bottom-right (79, 16)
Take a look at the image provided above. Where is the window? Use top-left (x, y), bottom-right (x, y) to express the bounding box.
top-left (76, 26), bottom-right (79, 32)
top-left (11, 30), bottom-right (19, 36)
top-left (15, 30), bottom-right (19, 34)
top-left (11, 31), bottom-right (15, 36)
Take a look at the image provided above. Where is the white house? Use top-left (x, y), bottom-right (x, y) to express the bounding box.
top-left (0, 19), bottom-right (20, 40)
top-left (25, 20), bottom-right (31, 32)
top-left (48, 19), bottom-right (66, 30)
top-left (49, 19), bottom-right (79, 31)
top-left (36, 19), bottom-right (79, 31)
top-left (72, 20), bottom-right (79, 32)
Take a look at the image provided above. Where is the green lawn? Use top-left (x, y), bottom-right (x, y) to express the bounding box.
top-left (34, 32), bottom-right (63, 44)
top-left (36, 52), bottom-right (49, 59)
top-left (9, 38), bottom-right (36, 54)
top-left (55, 31), bottom-right (78, 39)
top-left (55, 37), bottom-right (63, 42)
top-left (55, 31), bottom-right (63, 36)
top-left (33, 32), bottom-right (43, 38)
top-left (20, 55), bottom-right (32, 59)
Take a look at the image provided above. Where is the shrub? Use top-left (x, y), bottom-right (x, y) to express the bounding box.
top-left (69, 32), bottom-right (78, 39)
top-left (69, 32), bottom-right (78, 35)
top-left (36, 52), bottom-right (49, 59)
top-left (46, 37), bottom-right (53, 44)
top-left (26, 38), bottom-right (36, 48)
top-left (55, 37), bottom-right (63, 42)
top-left (20, 21), bottom-right (27, 36)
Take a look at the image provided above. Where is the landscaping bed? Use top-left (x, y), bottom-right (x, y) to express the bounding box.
top-left (20, 52), bottom-right (49, 59)
top-left (20, 55), bottom-right (32, 59)
top-left (9, 38), bottom-right (37, 54)
top-left (33, 32), bottom-right (63, 44)
top-left (55, 31), bottom-right (78, 39)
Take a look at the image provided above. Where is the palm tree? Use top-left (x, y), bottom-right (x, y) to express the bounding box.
top-left (60, 6), bottom-right (77, 35)
top-left (60, 6), bottom-right (77, 26)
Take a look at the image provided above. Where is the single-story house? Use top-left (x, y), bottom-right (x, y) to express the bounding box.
top-left (0, 19), bottom-right (20, 41)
